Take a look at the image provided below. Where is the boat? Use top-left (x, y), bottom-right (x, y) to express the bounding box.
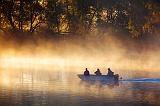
top-left (77, 74), bottom-right (119, 82)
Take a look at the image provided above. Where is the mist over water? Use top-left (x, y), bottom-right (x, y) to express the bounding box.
top-left (0, 31), bottom-right (160, 106)
top-left (0, 0), bottom-right (160, 105)
top-left (0, 31), bottom-right (160, 76)
top-left (0, 66), bottom-right (160, 106)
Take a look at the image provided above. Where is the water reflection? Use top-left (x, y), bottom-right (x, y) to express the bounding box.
top-left (79, 80), bottom-right (119, 89)
top-left (0, 67), bottom-right (160, 106)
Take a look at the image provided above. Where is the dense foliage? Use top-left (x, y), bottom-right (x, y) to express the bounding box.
top-left (0, 0), bottom-right (159, 37)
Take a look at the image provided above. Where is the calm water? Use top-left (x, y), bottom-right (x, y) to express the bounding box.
top-left (0, 67), bottom-right (160, 106)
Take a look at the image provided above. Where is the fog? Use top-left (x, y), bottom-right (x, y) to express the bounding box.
top-left (0, 30), bottom-right (160, 78)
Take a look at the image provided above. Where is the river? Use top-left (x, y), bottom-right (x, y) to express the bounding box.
top-left (0, 67), bottom-right (160, 106)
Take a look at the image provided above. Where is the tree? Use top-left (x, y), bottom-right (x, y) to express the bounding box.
top-left (0, 0), bottom-right (45, 33)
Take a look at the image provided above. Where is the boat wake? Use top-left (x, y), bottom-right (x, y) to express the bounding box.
top-left (122, 78), bottom-right (160, 83)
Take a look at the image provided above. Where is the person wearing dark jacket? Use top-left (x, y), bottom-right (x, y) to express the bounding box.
top-left (84, 68), bottom-right (90, 76)
top-left (94, 68), bottom-right (102, 75)
top-left (107, 68), bottom-right (114, 76)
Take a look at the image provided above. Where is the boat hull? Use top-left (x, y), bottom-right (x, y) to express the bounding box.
top-left (77, 74), bottom-right (118, 82)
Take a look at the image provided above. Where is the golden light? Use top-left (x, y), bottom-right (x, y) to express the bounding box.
top-left (0, 56), bottom-right (66, 68)
top-left (1, 74), bottom-right (10, 87)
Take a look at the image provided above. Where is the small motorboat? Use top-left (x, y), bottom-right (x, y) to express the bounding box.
top-left (77, 74), bottom-right (119, 82)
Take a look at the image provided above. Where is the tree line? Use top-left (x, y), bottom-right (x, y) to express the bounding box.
top-left (0, 0), bottom-right (159, 37)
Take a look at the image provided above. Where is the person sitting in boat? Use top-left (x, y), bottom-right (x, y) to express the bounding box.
top-left (107, 68), bottom-right (114, 77)
top-left (94, 68), bottom-right (102, 75)
top-left (84, 68), bottom-right (90, 76)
